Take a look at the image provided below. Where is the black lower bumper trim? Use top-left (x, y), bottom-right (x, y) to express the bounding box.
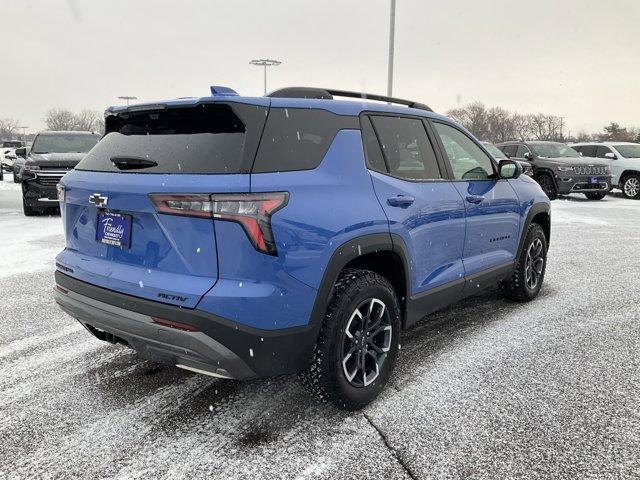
top-left (55, 271), bottom-right (320, 378)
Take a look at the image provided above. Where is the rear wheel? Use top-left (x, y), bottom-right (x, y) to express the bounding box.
top-left (620, 174), bottom-right (640, 199)
top-left (537, 174), bottom-right (558, 200)
top-left (299, 269), bottom-right (401, 410)
top-left (585, 192), bottom-right (606, 200)
top-left (500, 223), bottom-right (547, 302)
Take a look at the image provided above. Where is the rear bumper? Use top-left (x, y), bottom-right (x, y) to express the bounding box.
top-left (54, 271), bottom-right (319, 379)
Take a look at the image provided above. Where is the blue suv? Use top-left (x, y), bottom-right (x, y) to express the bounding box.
top-left (54, 86), bottom-right (551, 409)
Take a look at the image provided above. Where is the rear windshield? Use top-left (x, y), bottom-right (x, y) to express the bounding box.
top-left (32, 134), bottom-right (99, 154)
top-left (76, 103), bottom-right (267, 174)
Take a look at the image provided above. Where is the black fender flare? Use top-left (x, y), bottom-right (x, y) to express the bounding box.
top-left (307, 232), bottom-right (411, 331)
top-left (516, 202), bottom-right (551, 259)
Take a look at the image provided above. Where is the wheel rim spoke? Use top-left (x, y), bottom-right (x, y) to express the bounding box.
top-left (341, 297), bottom-right (392, 388)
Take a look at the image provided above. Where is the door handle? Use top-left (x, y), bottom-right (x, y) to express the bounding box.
top-left (466, 195), bottom-right (485, 204)
top-left (387, 195), bottom-right (415, 207)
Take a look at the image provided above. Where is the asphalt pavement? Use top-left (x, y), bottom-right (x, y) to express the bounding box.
top-left (1, 176), bottom-right (639, 479)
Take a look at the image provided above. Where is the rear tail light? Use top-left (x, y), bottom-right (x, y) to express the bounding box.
top-left (149, 192), bottom-right (288, 255)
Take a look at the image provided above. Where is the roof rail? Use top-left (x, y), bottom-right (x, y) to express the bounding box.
top-left (267, 87), bottom-right (433, 112)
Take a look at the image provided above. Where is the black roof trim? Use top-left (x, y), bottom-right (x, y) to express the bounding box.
top-left (267, 87), bottom-right (433, 112)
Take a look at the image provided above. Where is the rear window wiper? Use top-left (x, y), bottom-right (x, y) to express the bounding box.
top-left (111, 156), bottom-right (158, 170)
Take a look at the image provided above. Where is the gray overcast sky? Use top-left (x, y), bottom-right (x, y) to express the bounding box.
top-left (2, 0), bottom-right (639, 134)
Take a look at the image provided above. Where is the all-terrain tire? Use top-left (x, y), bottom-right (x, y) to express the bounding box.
top-left (585, 192), bottom-right (606, 200)
top-left (299, 269), bottom-right (401, 410)
top-left (500, 223), bottom-right (547, 302)
top-left (537, 174), bottom-right (558, 200)
top-left (22, 196), bottom-right (37, 216)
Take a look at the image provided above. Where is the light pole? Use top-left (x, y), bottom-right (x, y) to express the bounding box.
top-left (117, 96), bottom-right (138, 106)
top-left (19, 126), bottom-right (28, 144)
top-left (249, 59), bottom-right (282, 95)
top-left (387, 0), bottom-right (396, 97)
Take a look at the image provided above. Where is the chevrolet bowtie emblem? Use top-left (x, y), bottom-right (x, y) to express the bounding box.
top-left (89, 193), bottom-right (108, 207)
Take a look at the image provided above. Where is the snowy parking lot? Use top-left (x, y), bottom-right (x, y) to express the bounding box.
top-left (1, 175), bottom-right (639, 479)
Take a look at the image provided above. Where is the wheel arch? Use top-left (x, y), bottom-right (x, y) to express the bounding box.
top-left (517, 203), bottom-right (551, 259)
top-left (307, 233), bottom-right (410, 333)
top-left (620, 169), bottom-right (640, 182)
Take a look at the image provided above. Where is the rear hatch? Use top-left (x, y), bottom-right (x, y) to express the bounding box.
top-left (56, 101), bottom-right (268, 308)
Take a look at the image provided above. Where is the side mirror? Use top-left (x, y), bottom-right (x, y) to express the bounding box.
top-left (604, 152), bottom-right (617, 160)
top-left (524, 152), bottom-right (533, 160)
top-left (504, 152), bottom-right (511, 159)
top-left (15, 147), bottom-right (27, 158)
top-left (499, 159), bottom-right (523, 179)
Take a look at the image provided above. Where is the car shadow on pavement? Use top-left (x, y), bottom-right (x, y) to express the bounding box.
top-left (74, 285), bottom-right (555, 448)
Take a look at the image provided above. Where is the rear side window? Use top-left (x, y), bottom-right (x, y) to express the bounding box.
top-left (371, 116), bottom-right (442, 180)
top-left (252, 108), bottom-right (358, 173)
top-left (77, 103), bottom-right (267, 174)
top-left (360, 116), bottom-right (386, 173)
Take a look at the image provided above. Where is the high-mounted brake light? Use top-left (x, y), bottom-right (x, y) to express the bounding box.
top-left (149, 192), bottom-right (288, 256)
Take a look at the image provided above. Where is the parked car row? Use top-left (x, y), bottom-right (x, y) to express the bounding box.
top-left (478, 140), bottom-right (640, 201)
top-left (10, 131), bottom-right (100, 215)
top-left (0, 139), bottom-right (26, 181)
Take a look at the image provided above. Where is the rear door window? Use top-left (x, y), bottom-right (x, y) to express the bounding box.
top-left (370, 116), bottom-right (442, 180)
top-left (252, 108), bottom-right (358, 173)
top-left (77, 103), bottom-right (267, 174)
top-left (579, 145), bottom-right (597, 157)
top-left (596, 146), bottom-right (613, 158)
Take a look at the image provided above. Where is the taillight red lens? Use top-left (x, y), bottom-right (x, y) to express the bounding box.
top-left (149, 192), bottom-right (288, 256)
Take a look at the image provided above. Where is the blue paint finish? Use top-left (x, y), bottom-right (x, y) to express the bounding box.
top-left (452, 180), bottom-right (521, 276)
top-left (197, 221), bottom-right (317, 329)
top-left (251, 130), bottom-right (390, 290)
top-left (58, 90), bottom-right (549, 334)
top-left (368, 172), bottom-right (466, 295)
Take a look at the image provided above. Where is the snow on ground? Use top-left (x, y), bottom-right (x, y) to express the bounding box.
top-left (0, 178), bottom-right (639, 479)
top-left (0, 176), bottom-right (63, 278)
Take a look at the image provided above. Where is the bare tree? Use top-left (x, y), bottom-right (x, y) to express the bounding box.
top-left (44, 108), bottom-right (77, 131)
top-left (0, 118), bottom-right (20, 139)
top-left (44, 108), bottom-right (104, 133)
top-left (74, 109), bottom-right (103, 132)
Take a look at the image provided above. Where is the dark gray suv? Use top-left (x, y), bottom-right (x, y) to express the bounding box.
top-left (497, 141), bottom-right (612, 200)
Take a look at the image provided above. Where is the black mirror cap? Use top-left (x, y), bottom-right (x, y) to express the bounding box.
top-left (524, 152), bottom-right (533, 160)
top-left (504, 152), bottom-right (511, 159)
top-left (15, 147), bottom-right (27, 157)
top-left (499, 159), bottom-right (523, 179)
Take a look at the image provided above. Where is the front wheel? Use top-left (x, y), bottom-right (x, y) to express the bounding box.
top-left (537, 174), bottom-right (558, 200)
top-left (500, 223), bottom-right (547, 302)
top-left (300, 269), bottom-right (401, 410)
top-left (621, 175), bottom-right (640, 199)
top-left (585, 192), bottom-right (606, 200)
top-left (22, 196), bottom-right (37, 216)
